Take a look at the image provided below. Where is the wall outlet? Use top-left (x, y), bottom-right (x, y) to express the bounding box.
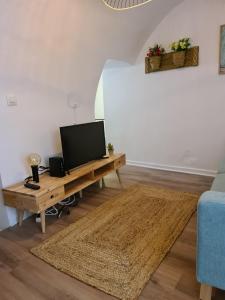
top-left (6, 95), bottom-right (17, 106)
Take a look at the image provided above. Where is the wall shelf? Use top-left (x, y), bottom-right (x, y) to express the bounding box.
top-left (145, 46), bottom-right (199, 74)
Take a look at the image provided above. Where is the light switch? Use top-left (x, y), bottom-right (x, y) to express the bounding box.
top-left (6, 95), bottom-right (17, 106)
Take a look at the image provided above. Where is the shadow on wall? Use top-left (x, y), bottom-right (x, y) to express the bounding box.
top-left (0, 175), bottom-right (9, 230)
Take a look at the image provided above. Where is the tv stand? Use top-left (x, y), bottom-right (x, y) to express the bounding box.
top-left (2, 153), bottom-right (126, 233)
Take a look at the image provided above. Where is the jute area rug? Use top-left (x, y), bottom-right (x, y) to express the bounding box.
top-left (31, 184), bottom-right (199, 300)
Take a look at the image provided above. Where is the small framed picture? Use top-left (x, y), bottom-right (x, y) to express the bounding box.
top-left (219, 24), bottom-right (225, 74)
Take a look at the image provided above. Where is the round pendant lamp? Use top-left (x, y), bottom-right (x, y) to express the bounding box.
top-left (102, 0), bottom-right (152, 10)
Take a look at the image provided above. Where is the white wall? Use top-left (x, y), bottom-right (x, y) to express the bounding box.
top-left (104, 0), bottom-right (225, 176)
top-left (95, 75), bottom-right (104, 120)
top-left (0, 81), bottom-right (75, 225)
top-left (0, 0), bottom-right (182, 229)
top-left (0, 176), bottom-right (9, 230)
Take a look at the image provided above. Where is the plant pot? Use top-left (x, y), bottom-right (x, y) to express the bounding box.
top-left (173, 51), bottom-right (186, 67)
top-left (149, 56), bottom-right (161, 71)
top-left (108, 150), bottom-right (114, 156)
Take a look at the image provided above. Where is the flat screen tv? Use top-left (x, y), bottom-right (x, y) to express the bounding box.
top-left (60, 121), bottom-right (106, 171)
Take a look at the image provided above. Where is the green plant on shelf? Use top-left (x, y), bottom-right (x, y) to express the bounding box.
top-left (170, 38), bottom-right (191, 52)
top-left (107, 143), bottom-right (114, 152)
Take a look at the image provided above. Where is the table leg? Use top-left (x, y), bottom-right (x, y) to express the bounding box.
top-left (99, 178), bottom-right (105, 189)
top-left (18, 209), bottom-right (24, 226)
top-left (40, 211), bottom-right (46, 233)
top-left (116, 169), bottom-right (122, 186)
top-left (79, 190), bottom-right (83, 198)
top-left (99, 179), bottom-right (102, 189)
top-left (102, 177), bottom-right (106, 188)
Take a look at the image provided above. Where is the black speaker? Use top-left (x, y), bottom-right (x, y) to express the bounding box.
top-left (49, 157), bottom-right (65, 177)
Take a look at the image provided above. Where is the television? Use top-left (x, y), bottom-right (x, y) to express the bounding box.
top-left (60, 121), bottom-right (106, 171)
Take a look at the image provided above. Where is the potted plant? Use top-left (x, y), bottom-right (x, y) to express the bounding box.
top-left (171, 38), bottom-right (191, 67)
top-left (146, 44), bottom-right (165, 71)
top-left (107, 143), bottom-right (114, 156)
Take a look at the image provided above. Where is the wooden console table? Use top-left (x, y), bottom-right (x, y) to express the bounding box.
top-left (2, 153), bottom-right (126, 233)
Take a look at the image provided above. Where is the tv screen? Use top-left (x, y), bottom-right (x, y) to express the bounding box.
top-left (60, 121), bottom-right (106, 171)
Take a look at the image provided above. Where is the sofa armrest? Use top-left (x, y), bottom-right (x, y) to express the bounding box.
top-left (197, 191), bottom-right (225, 290)
top-left (198, 190), bottom-right (225, 205)
top-left (218, 157), bottom-right (225, 174)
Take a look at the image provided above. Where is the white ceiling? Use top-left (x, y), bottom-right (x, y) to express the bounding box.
top-left (0, 0), bottom-right (183, 108)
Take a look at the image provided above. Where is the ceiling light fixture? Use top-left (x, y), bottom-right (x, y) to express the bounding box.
top-left (102, 0), bottom-right (152, 10)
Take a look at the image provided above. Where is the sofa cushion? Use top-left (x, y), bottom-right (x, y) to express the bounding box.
top-left (211, 174), bottom-right (225, 192)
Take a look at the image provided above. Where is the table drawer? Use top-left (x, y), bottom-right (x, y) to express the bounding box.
top-left (3, 190), bottom-right (38, 212)
top-left (114, 155), bottom-right (126, 169)
top-left (38, 186), bottom-right (65, 211)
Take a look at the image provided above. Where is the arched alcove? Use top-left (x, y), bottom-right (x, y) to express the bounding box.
top-left (94, 59), bottom-right (131, 151)
top-left (95, 74), bottom-right (104, 121)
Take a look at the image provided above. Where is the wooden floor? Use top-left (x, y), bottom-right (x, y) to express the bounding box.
top-left (0, 165), bottom-right (224, 300)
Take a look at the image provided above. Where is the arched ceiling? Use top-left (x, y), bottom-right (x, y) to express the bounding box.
top-left (0, 0), bottom-right (183, 119)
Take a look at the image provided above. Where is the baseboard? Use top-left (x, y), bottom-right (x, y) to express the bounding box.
top-left (127, 160), bottom-right (217, 177)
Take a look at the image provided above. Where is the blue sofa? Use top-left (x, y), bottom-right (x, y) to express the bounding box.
top-left (197, 161), bottom-right (225, 299)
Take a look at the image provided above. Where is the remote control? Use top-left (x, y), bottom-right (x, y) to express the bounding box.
top-left (24, 183), bottom-right (40, 190)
